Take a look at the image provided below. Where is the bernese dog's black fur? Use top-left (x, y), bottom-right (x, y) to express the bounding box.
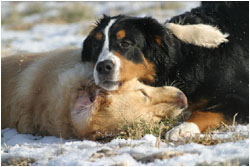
top-left (81, 2), bottom-right (249, 132)
top-left (166, 2), bottom-right (249, 123)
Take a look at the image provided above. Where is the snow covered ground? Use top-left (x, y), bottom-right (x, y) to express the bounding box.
top-left (2, 23), bottom-right (84, 54)
top-left (1, 1), bottom-right (249, 166)
top-left (1, 125), bottom-right (249, 165)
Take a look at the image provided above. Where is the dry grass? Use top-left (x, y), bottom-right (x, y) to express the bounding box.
top-left (116, 117), bottom-right (180, 140)
top-left (115, 111), bottom-right (190, 141)
top-left (162, 123), bottom-right (249, 146)
top-left (92, 113), bottom-right (186, 143)
top-left (1, 157), bottom-right (36, 166)
top-left (91, 116), bottom-right (182, 143)
top-left (94, 115), bottom-right (248, 146)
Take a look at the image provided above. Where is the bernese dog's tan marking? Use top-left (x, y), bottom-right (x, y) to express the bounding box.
top-left (187, 98), bottom-right (227, 132)
top-left (155, 36), bottom-right (162, 46)
top-left (95, 32), bottom-right (103, 40)
top-left (187, 111), bottom-right (225, 132)
top-left (166, 110), bottom-right (225, 141)
top-left (116, 30), bottom-right (126, 39)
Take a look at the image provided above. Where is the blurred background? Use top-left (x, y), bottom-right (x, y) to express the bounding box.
top-left (1, 1), bottom-right (200, 56)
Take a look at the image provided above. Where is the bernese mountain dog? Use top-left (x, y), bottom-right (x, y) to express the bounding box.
top-left (81, 2), bottom-right (249, 140)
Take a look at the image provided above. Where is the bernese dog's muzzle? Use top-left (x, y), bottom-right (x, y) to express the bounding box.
top-left (94, 55), bottom-right (122, 91)
top-left (95, 60), bottom-right (118, 89)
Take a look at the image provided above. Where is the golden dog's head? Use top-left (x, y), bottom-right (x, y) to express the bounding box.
top-left (71, 78), bottom-right (187, 139)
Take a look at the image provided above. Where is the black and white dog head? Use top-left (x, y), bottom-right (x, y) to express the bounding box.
top-left (81, 15), bottom-right (229, 91)
top-left (81, 15), bottom-right (170, 90)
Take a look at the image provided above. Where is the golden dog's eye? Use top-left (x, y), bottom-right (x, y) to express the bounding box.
top-left (138, 89), bottom-right (151, 103)
top-left (138, 89), bottom-right (149, 98)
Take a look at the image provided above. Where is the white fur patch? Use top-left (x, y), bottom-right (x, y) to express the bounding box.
top-left (165, 122), bottom-right (200, 141)
top-left (97, 19), bottom-right (117, 62)
top-left (166, 23), bottom-right (229, 48)
top-left (57, 63), bottom-right (94, 131)
top-left (94, 19), bottom-right (121, 91)
top-left (58, 63), bottom-right (93, 89)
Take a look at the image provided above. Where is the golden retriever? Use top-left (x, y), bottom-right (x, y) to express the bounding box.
top-left (1, 48), bottom-right (187, 140)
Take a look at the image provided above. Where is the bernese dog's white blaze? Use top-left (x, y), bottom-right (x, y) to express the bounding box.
top-left (94, 19), bottom-right (121, 91)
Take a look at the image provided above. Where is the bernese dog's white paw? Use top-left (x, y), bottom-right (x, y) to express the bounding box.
top-left (165, 122), bottom-right (200, 141)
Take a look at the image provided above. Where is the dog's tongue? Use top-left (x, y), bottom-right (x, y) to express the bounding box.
top-left (74, 91), bottom-right (92, 111)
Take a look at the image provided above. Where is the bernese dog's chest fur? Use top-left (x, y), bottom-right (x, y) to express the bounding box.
top-left (81, 2), bottom-right (249, 139)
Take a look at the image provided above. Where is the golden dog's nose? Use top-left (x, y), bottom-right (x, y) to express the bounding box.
top-left (177, 91), bottom-right (188, 109)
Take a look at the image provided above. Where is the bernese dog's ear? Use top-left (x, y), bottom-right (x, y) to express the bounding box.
top-left (82, 15), bottom-right (122, 62)
top-left (82, 15), bottom-right (112, 62)
top-left (81, 31), bottom-right (94, 62)
top-left (135, 17), bottom-right (167, 39)
top-left (166, 23), bottom-right (229, 48)
top-left (94, 14), bottom-right (110, 27)
top-left (133, 17), bottom-right (174, 51)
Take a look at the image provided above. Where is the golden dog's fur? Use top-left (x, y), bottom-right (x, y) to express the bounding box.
top-left (2, 48), bottom-right (186, 139)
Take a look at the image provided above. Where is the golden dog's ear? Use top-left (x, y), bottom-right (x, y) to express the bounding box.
top-left (166, 23), bottom-right (229, 48)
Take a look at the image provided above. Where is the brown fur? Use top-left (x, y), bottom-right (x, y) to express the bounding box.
top-left (2, 48), bottom-right (186, 140)
top-left (116, 30), bottom-right (126, 39)
top-left (155, 35), bottom-right (162, 46)
top-left (95, 32), bottom-right (103, 40)
top-left (187, 111), bottom-right (225, 132)
top-left (187, 98), bottom-right (226, 132)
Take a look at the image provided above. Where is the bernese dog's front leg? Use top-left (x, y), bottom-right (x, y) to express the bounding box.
top-left (166, 111), bottom-right (225, 141)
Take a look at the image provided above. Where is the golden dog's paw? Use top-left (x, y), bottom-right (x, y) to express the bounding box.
top-left (165, 122), bottom-right (200, 141)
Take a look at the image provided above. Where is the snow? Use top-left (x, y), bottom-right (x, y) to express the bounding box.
top-left (1, 125), bottom-right (249, 165)
top-left (1, 23), bottom-right (84, 53)
top-left (1, 1), bottom-right (249, 165)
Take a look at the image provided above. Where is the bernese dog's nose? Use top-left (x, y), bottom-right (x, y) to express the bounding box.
top-left (96, 60), bottom-right (114, 75)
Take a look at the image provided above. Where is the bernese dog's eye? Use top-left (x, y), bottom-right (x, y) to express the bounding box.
top-left (119, 40), bottom-right (132, 48)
